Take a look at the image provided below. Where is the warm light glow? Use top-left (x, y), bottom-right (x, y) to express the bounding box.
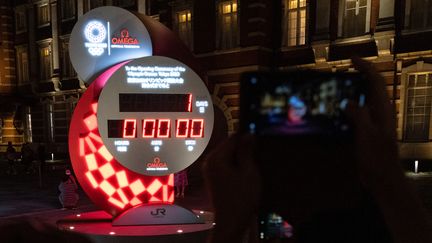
top-left (117, 188), bottom-right (129, 204)
top-left (108, 197), bottom-right (125, 209)
top-left (84, 114), bottom-right (98, 131)
top-left (109, 232), bottom-right (116, 235)
top-left (100, 180), bottom-right (116, 196)
top-left (168, 174), bottom-right (174, 186)
top-left (142, 119), bottom-right (156, 138)
top-left (91, 103), bottom-right (98, 113)
top-left (130, 197), bottom-right (142, 206)
top-left (163, 185), bottom-right (168, 202)
top-left (168, 191), bottom-right (174, 202)
top-left (116, 171), bottom-right (129, 188)
top-left (85, 136), bottom-right (97, 153)
top-left (85, 154), bottom-right (98, 171)
top-left (69, 226), bottom-right (75, 230)
top-left (86, 171), bottom-right (99, 188)
top-left (123, 119), bottom-right (137, 138)
top-left (98, 145), bottom-right (113, 162)
top-left (177, 229), bottom-right (183, 233)
top-left (79, 138), bottom-right (85, 156)
top-left (130, 180), bottom-right (145, 195)
top-left (149, 196), bottom-right (161, 202)
top-left (190, 119), bottom-right (204, 138)
top-left (147, 179), bottom-right (163, 195)
top-left (89, 132), bottom-right (103, 144)
top-left (176, 119), bottom-right (189, 138)
top-left (99, 163), bottom-right (115, 179)
top-left (157, 119), bottom-right (171, 138)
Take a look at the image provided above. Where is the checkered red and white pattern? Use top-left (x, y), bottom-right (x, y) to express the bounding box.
top-left (69, 63), bottom-right (174, 216)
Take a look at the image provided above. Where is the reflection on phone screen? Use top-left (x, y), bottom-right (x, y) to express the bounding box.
top-left (259, 212), bottom-right (293, 240)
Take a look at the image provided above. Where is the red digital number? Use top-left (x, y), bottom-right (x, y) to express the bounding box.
top-left (142, 119), bottom-right (156, 138)
top-left (187, 94), bottom-right (192, 112)
top-left (176, 119), bottom-right (189, 138)
top-left (123, 119), bottom-right (137, 138)
top-left (157, 119), bottom-right (171, 138)
top-left (190, 119), bottom-right (204, 138)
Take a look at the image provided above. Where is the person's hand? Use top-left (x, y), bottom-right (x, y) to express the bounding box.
top-left (345, 57), bottom-right (400, 189)
top-left (203, 134), bottom-right (261, 242)
top-left (345, 57), bottom-right (432, 243)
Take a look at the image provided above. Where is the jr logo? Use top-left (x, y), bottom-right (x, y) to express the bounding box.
top-left (150, 208), bottom-right (166, 216)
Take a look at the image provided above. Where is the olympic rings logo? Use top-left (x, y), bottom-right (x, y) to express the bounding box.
top-left (84, 21), bottom-right (108, 56)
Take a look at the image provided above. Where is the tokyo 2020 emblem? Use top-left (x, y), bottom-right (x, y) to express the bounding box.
top-left (84, 20), bottom-right (108, 56)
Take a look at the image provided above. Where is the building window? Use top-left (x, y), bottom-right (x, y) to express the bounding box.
top-left (113, 0), bottom-right (136, 8)
top-left (15, 8), bottom-right (27, 33)
top-left (90, 0), bottom-right (104, 9)
top-left (404, 73), bottom-right (432, 142)
top-left (175, 10), bottom-right (193, 50)
top-left (37, 4), bottom-right (50, 27)
top-left (39, 46), bottom-right (52, 81)
top-left (404, 0), bottom-right (432, 31)
top-left (217, 0), bottom-right (239, 49)
top-left (282, 0), bottom-right (307, 46)
top-left (61, 0), bottom-right (76, 20)
top-left (338, 0), bottom-right (371, 38)
top-left (16, 47), bottom-right (29, 84)
top-left (61, 41), bottom-right (76, 78)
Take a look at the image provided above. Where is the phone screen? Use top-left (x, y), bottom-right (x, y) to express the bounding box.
top-left (240, 71), bottom-right (366, 137)
top-left (259, 212), bottom-right (293, 241)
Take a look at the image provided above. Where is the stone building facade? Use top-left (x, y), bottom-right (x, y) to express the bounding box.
top-left (2, 0), bottom-right (432, 164)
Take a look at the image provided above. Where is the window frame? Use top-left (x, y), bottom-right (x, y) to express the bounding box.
top-left (39, 45), bottom-right (52, 81)
top-left (337, 0), bottom-right (371, 38)
top-left (404, 0), bottom-right (432, 32)
top-left (61, 0), bottom-right (76, 21)
top-left (60, 39), bottom-right (77, 79)
top-left (282, 0), bottom-right (308, 47)
top-left (15, 7), bottom-right (27, 33)
top-left (216, 0), bottom-right (240, 50)
top-left (15, 45), bottom-right (30, 85)
top-left (175, 9), bottom-right (194, 50)
top-left (403, 72), bottom-right (432, 142)
top-left (37, 4), bottom-right (50, 27)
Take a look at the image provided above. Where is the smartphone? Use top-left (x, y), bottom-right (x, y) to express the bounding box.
top-left (240, 71), bottom-right (369, 241)
top-left (240, 71), bottom-right (366, 138)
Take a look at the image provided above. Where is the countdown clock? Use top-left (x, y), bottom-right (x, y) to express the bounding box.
top-left (97, 56), bottom-right (214, 176)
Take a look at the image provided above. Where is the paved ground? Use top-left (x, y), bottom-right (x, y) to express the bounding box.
top-left (0, 161), bottom-right (431, 231)
top-left (0, 161), bottom-right (212, 227)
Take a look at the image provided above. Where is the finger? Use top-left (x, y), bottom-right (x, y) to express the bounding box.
top-left (345, 101), bottom-right (374, 138)
top-left (352, 57), bottom-right (396, 138)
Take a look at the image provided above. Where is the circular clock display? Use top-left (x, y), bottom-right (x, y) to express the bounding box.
top-left (97, 56), bottom-right (214, 176)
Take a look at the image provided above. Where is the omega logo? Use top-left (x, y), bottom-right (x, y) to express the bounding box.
top-left (112, 28), bottom-right (139, 45)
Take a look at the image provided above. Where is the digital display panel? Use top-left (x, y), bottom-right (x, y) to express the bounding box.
top-left (119, 93), bottom-right (192, 112)
top-left (107, 118), bottom-right (204, 138)
top-left (97, 56), bottom-right (214, 176)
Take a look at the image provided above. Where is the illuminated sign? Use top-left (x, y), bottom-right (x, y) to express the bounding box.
top-left (84, 21), bottom-right (108, 56)
top-left (69, 6), bottom-right (152, 83)
top-left (97, 56), bottom-right (214, 176)
top-left (69, 63), bottom-right (174, 216)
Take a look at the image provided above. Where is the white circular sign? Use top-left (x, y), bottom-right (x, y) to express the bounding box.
top-left (69, 6), bottom-right (153, 83)
top-left (97, 56), bottom-right (214, 176)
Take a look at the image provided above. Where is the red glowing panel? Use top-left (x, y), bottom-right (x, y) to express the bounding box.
top-left (190, 119), bottom-right (204, 138)
top-left (157, 119), bottom-right (171, 138)
top-left (142, 119), bottom-right (156, 138)
top-left (123, 119), bottom-right (137, 138)
top-left (187, 94), bottom-right (192, 112)
top-left (176, 119), bottom-right (189, 138)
